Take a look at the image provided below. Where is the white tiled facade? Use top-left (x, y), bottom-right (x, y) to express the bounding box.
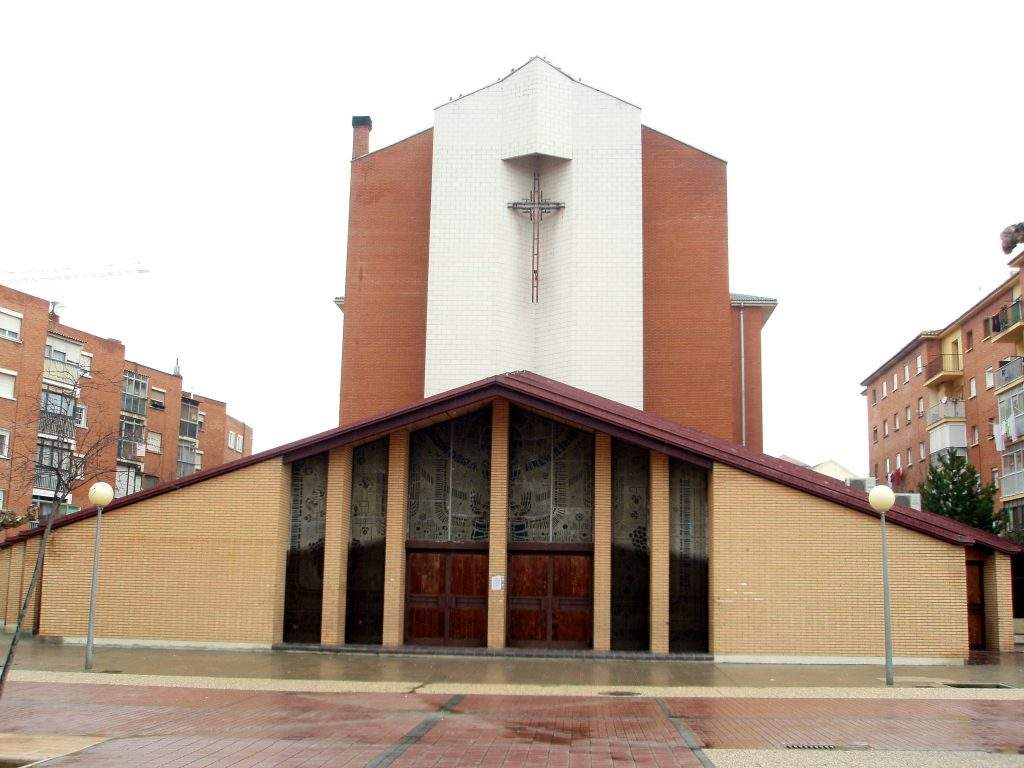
top-left (424, 58), bottom-right (644, 407)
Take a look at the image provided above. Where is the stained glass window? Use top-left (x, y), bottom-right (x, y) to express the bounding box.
top-left (284, 453), bottom-right (327, 643)
top-left (508, 407), bottom-right (593, 543)
top-left (407, 408), bottom-right (491, 542)
top-left (669, 459), bottom-right (708, 652)
top-left (611, 439), bottom-right (649, 650)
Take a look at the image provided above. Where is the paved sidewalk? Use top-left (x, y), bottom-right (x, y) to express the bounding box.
top-left (0, 679), bottom-right (1021, 767)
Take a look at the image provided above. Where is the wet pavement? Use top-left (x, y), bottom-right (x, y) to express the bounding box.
top-left (1, 636), bottom-right (1023, 765)
top-left (4, 635), bottom-right (1024, 691)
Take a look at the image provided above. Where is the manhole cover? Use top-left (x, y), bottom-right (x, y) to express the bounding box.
top-left (599, 690), bottom-right (640, 697)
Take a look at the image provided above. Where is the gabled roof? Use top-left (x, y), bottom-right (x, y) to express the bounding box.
top-left (3, 372), bottom-right (1018, 554)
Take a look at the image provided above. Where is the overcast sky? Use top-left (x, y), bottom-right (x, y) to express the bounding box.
top-left (2, 2), bottom-right (1022, 474)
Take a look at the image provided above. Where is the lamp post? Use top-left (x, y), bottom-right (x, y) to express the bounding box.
top-left (868, 484), bottom-right (896, 687)
top-left (84, 481), bottom-right (114, 671)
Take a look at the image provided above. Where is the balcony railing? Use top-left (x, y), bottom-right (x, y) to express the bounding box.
top-left (992, 299), bottom-right (1023, 335)
top-left (926, 400), bottom-right (965, 425)
top-left (997, 357), bottom-right (1024, 390)
top-left (33, 467), bottom-right (60, 491)
top-left (924, 353), bottom-right (963, 381)
top-left (1002, 470), bottom-right (1024, 499)
top-left (37, 411), bottom-right (75, 440)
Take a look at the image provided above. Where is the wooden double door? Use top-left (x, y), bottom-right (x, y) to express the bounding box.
top-left (405, 548), bottom-right (488, 646)
top-left (507, 550), bottom-right (593, 648)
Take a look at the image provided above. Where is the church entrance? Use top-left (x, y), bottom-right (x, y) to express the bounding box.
top-left (405, 408), bottom-right (492, 647)
top-left (508, 549), bottom-right (592, 648)
top-left (405, 547), bottom-right (488, 646)
top-left (506, 407), bottom-right (595, 649)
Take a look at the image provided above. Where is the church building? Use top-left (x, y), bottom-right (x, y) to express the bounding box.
top-left (0, 59), bottom-right (1018, 662)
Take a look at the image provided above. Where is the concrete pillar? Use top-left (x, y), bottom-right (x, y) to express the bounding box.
top-left (320, 445), bottom-right (353, 645)
top-left (592, 433), bottom-right (612, 651)
top-left (649, 450), bottom-right (670, 654)
top-left (487, 400), bottom-right (510, 649)
top-left (381, 430), bottom-right (409, 647)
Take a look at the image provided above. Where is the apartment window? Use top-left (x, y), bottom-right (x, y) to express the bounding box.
top-left (73, 405), bottom-right (87, 429)
top-left (228, 430), bottom-right (237, 450)
top-left (122, 371), bottom-right (149, 416)
top-left (0, 308), bottom-right (22, 342)
top-left (984, 317), bottom-right (993, 338)
top-left (893, 372), bottom-right (898, 391)
top-left (871, 389), bottom-right (877, 405)
top-left (918, 396), bottom-right (925, 415)
top-left (118, 415), bottom-right (145, 462)
top-left (994, 469), bottom-right (1000, 490)
top-left (79, 353), bottom-right (92, 377)
top-left (146, 431), bottom-right (162, 453)
top-left (966, 330), bottom-right (974, 350)
top-left (44, 344), bottom-right (66, 362)
top-left (39, 389), bottom-right (76, 440)
top-left (0, 428), bottom-right (9, 458)
top-left (35, 437), bottom-right (72, 491)
top-left (885, 457), bottom-right (891, 476)
top-left (920, 442), bottom-right (926, 461)
top-left (177, 442), bottom-right (198, 478)
top-left (973, 425), bottom-right (980, 445)
top-left (0, 370), bottom-right (15, 400)
top-left (990, 417), bottom-right (996, 437)
top-left (916, 355), bottom-right (923, 374)
top-left (884, 419), bottom-right (889, 436)
top-left (908, 448), bottom-right (913, 466)
top-left (0, 489), bottom-right (5, 509)
top-left (896, 453), bottom-right (902, 471)
top-left (893, 413), bottom-right (900, 431)
top-left (180, 399), bottom-right (200, 441)
top-left (150, 388), bottom-right (166, 410)
top-left (882, 381), bottom-right (888, 399)
top-left (904, 364), bottom-right (910, 383)
top-left (986, 367), bottom-right (995, 389)
top-left (969, 377), bottom-right (977, 398)
top-left (873, 463), bottom-right (879, 479)
top-left (873, 427), bottom-right (878, 444)
top-left (905, 406), bottom-right (911, 425)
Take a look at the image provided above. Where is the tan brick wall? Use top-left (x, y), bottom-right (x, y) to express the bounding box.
top-left (487, 400), bottom-right (509, 649)
top-left (21, 537), bottom-right (40, 631)
top-left (592, 433), bottom-right (612, 652)
top-left (649, 450), bottom-right (669, 653)
top-left (321, 446), bottom-right (352, 645)
top-left (381, 430), bottom-right (409, 646)
top-left (0, 544), bottom-right (10, 627)
top-left (37, 459), bottom-right (291, 645)
top-left (5, 541), bottom-right (24, 626)
top-left (984, 551), bottom-right (1015, 652)
top-left (711, 463), bottom-right (969, 660)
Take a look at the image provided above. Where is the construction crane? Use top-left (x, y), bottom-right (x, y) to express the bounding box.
top-left (0, 262), bottom-right (150, 282)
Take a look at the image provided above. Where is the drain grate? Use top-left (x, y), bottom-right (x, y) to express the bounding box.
top-left (785, 744), bottom-right (837, 750)
top-left (599, 690), bottom-right (640, 697)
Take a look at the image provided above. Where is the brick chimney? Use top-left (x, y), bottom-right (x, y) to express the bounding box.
top-left (352, 116), bottom-right (372, 159)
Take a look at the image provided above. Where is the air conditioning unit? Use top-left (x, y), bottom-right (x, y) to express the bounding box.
top-left (894, 492), bottom-right (922, 510)
top-left (846, 477), bottom-right (876, 492)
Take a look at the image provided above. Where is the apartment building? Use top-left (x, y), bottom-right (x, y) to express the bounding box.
top-left (861, 263), bottom-right (1024, 529)
top-left (0, 284), bottom-right (253, 517)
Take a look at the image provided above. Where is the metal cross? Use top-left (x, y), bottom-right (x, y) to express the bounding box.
top-left (508, 171), bottom-right (564, 302)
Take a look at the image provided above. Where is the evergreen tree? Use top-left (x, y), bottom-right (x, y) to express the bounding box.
top-left (918, 450), bottom-right (1001, 532)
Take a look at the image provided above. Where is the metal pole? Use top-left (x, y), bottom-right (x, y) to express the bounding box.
top-left (880, 510), bottom-right (894, 686)
top-left (84, 505), bottom-right (103, 671)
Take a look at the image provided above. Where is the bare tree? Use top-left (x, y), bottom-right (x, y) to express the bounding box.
top-left (0, 360), bottom-right (123, 702)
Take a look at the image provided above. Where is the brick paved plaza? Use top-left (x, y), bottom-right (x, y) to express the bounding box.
top-left (0, 678), bottom-right (1023, 766)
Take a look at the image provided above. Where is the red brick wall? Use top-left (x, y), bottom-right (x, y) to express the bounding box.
top-left (641, 127), bottom-right (737, 441)
top-left (339, 129), bottom-right (433, 426)
top-left (730, 304), bottom-right (767, 452)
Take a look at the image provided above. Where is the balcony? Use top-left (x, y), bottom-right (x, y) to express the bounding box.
top-left (37, 411), bottom-right (75, 440)
top-left (42, 357), bottom-right (83, 386)
top-left (1003, 470), bottom-right (1024, 500)
top-left (117, 439), bottom-right (145, 463)
top-left (926, 399), bottom-right (965, 425)
top-left (991, 299), bottom-right (1024, 345)
top-left (924, 354), bottom-right (963, 388)
top-left (996, 357), bottom-right (1024, 391)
